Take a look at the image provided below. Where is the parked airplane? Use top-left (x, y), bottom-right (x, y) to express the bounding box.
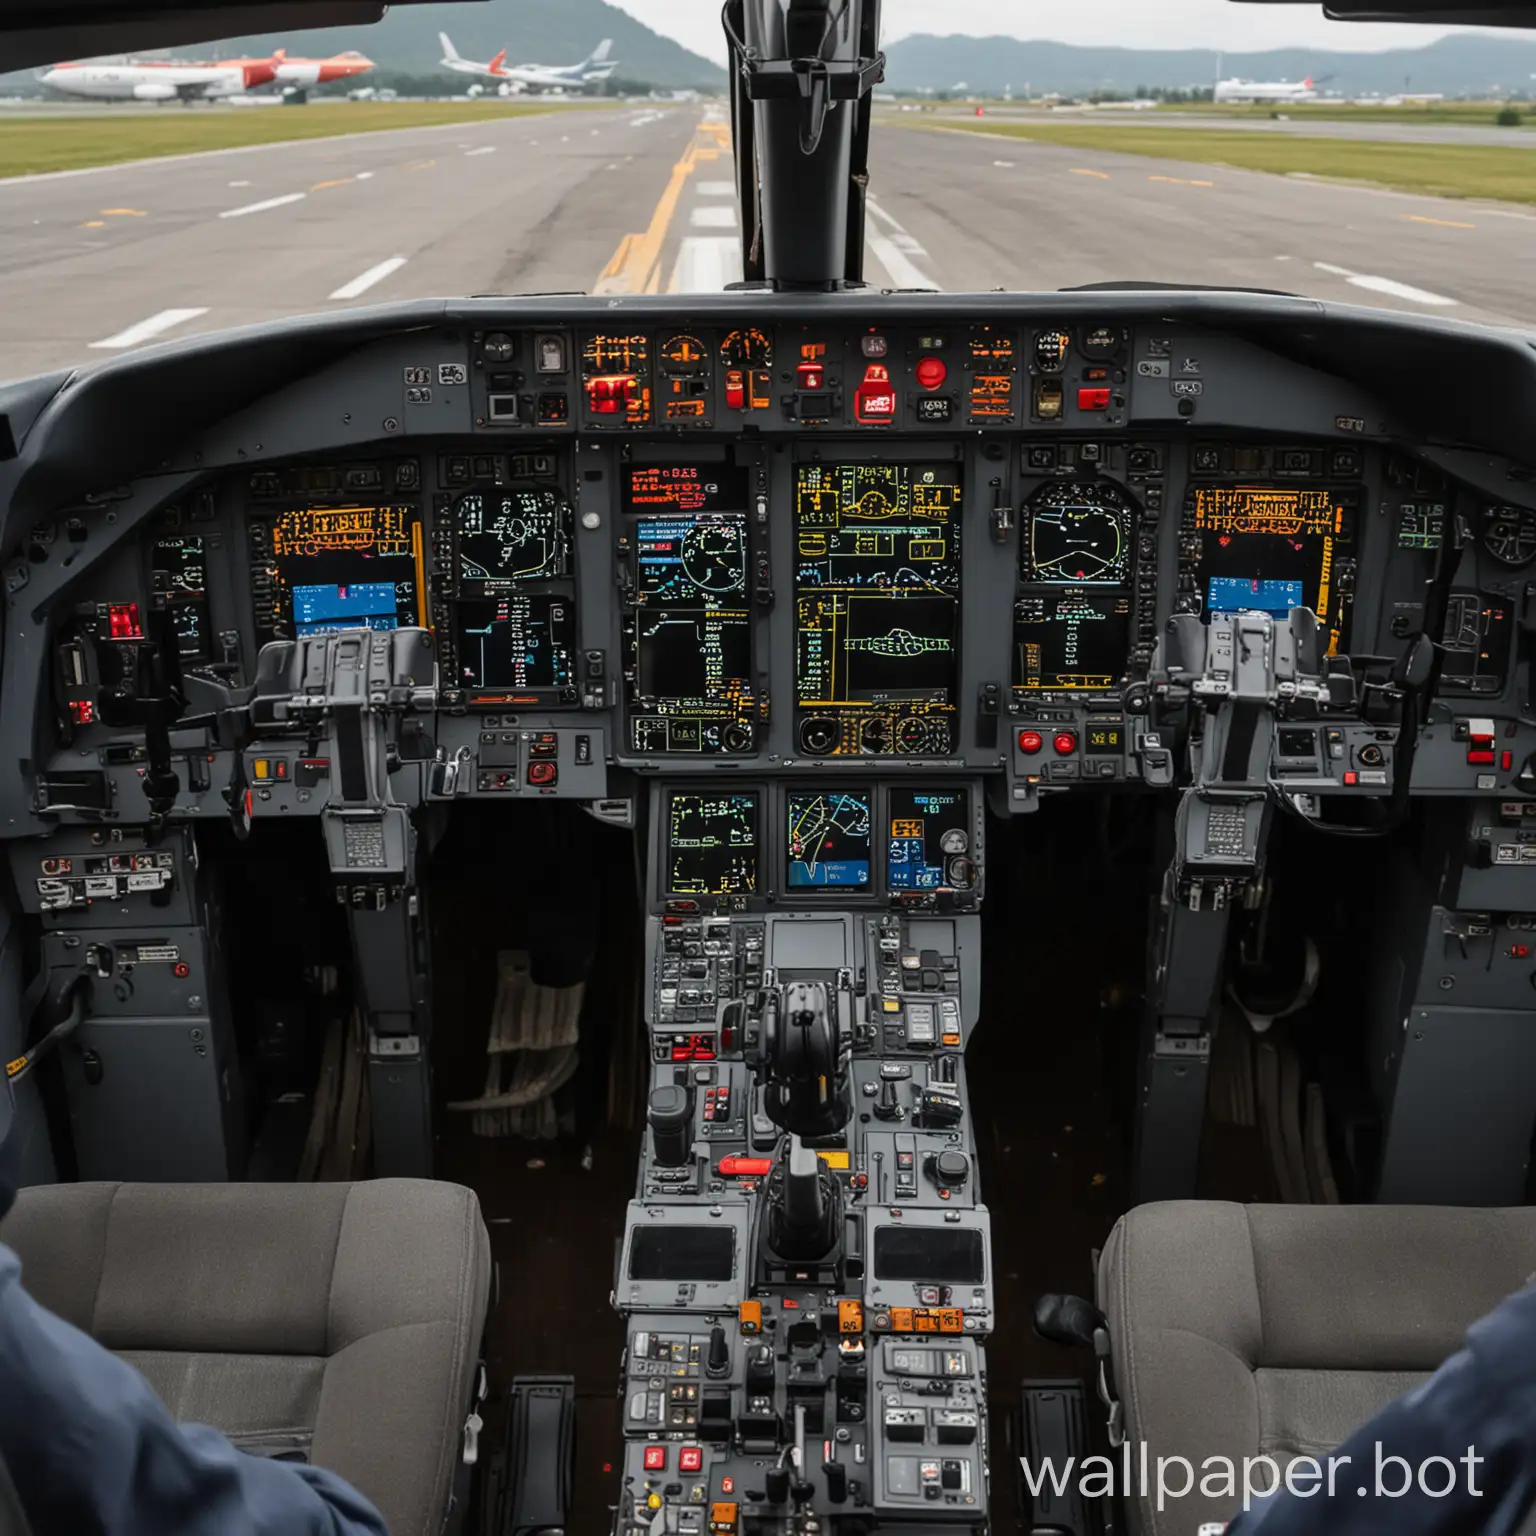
top-left (251, 48), bottom-right (375, 89)
top-left (1213, 75), bottom-right (1318, 103)
top-left (37, 54), bottom-right (280, 101)
top-left (437, 33), bottom-right (618, 93)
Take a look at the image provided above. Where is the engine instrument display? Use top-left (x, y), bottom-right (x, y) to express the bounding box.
top-left (787, 790), bottom-right (873, 890)
top-left (665, 792), bottom-right (759, 897)
top-left (887, 789), bottom-right (974, 892)
top-left (1014, 589), bottom-right (1133, 694)
top-left (262, 506), bottom-right (424, 639)
top-left (581, 333), bottom-right (651, 426)
top-left (455, 489), bottom-right (571, 588)
top-left (1026, 480), bottom-right (1134, 584)
top-left (1181, 485), bottom-right (1353, 644)
top-left (624, 472), bottom-right (755, 755)
top-left (152, 534), bottom-right (210, 661)
top-left (794, 462), bottom-right (962, 757)
top-left (454, 595), bottom-right (576, 695)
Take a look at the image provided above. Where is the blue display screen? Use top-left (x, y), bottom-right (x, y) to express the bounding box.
top-left (293, 581), bottom-right (400, 636)
top-left (886, 790), bottom-right (968, 892)
top-left (1206, 576), bottom-right (1303, 619)
top-left (787, 791), bottom-right (872, 889)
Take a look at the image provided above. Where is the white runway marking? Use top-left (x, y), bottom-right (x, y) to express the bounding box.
top-left (696, 181), bottom-right (735, 196)
top-left (670, 237), bottom-right (738, 292)
top-left (691, 204), bottom-right (738, 228)
top-left (993, 160), bottom-right (1015, 168)
top-left (89, 308), bottom-right (208, 349)
top-left (1312, 261), bottom-right (1457, 306)
top-left (228, 179), bottom-right (252, 188)
top-left (220, 192), bottom-right (305, 219)
top-left (356, 171), bottom-right (374, 180)
top-left (330, 256), bottom-right (409, 300)
top-left (863, 198), bottom-right (939, 290)
top-left (464, 146), bottom-right (496, 157)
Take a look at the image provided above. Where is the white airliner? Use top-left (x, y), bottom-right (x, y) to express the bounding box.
top-left (37, 54), bottom-right (280, 101)
top-left (1213, 76), bottom-right (1318, 103)
top-left (437, 33), bottom-right (618, 94)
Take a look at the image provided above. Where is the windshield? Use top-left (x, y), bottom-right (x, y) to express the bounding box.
top-left (0, 0), bottom-right (1531, 380)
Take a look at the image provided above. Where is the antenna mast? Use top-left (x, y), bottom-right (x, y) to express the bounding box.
top-left (725, 0), bottom-right (885, 290)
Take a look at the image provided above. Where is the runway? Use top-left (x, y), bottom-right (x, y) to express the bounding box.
top-left (1, 102), bottom-right (1532, 383)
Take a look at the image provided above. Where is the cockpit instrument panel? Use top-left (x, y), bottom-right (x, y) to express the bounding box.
top-left (622, 465), bottom-right (756, 755)
top-left (581, 332), bottom-right (652, 427)
top-left (151, 534), bottom-right (210, 662)
top-left (1483, 505), bottom-right (1536, 567)
top-left (665, 791), bottom-right (759, 898)
top-left (1440, 591), bottom-right (1514, 696)
top-left (794, 462), bottom-right (962, 757)
top-left (454, 489), bottom-right (571, 588)
top-left (1026, 480), bottom-right (1133, 585)
top-left (787, 789), bottom-right (874, 891)
top-left (886, 788), bottom-right (975, 892)
top-left (454, 595), bottom-right (576, 695)
top-left (1179, 483), bottom-right (1356, 647)
top-left (251, 505), bottom-right (424, 644)
top-left (1014, 589), bottom-right (1133, 695)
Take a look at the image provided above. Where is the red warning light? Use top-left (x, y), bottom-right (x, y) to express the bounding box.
top-left (68, 699), bottom-right (95, 726)
top-left (855, 363), bottom-right (897, 423)
top-left (106, 602), bottom-right (142, 640)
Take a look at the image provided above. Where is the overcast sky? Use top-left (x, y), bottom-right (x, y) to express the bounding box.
top-left (606, 0), bottom-right (1484, 66)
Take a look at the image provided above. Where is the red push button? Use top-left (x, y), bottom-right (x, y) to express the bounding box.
top-left (724, 368), bottom-right (746, 410)
top-left (644, 1446), bottom-right (666, 1471)
top-left (1468, 751), bottom-right (1495, 766)
top-left (1017, 730), bottom-right (1043, 755)
top-left (1053, 731), bottom-right (1077, 755)
top-left (797, 362), bottom-right (825, 390)
top-left (526, 760), bottom-right (558, 787)
top-left (855, 363), bottom-right (897, 423)
top-left (1503, 750), bottom-right (1514, 772)
top-left (679, 1447), bottom-right (703, 1473)
top-left (915, 355), bottom-right (948, 391)
top-left (1343, 770), bottom-right (1358, 786)
top-left (1077, 387), bottom-right (1112, 411)
top-left (718, 1156), bottom-right (774, 1177)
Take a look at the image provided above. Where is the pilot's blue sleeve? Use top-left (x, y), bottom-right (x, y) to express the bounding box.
top-left (1223, 1281), bottom-right (1536, 1535)
top-left (0, 1239), bottom-right (389, 1536)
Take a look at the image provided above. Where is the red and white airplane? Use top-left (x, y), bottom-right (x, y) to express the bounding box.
top-left (37, 49), bottom-right (372, 102)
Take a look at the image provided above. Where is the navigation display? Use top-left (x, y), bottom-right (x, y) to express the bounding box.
top-left (1014, 589), bottom-right (1132, 694)
top-left (623, 464), bottom-right (749, 515)
top-left (625, 497), bottom-right (755, 755)
top-left (665, 793), bottom-right (759, 897)
top-left (152, 534), bottom-right (210, 661)
top-left (454, 595), bottom-right (576, 693)
top-left (1183, 486), bottom-right (1353, 643)
top-left (265, 506), bottom-right (423, 637)
top-left (787, 790), bottom-right (873, 890)
top-left (794, 463), bottom-right (962, 757)
top-left (1025, 480), bottom-right (1133, 584)
top-left (455, 489), bottom-right (571, 588)
top-left (886, 789), bottom-right (974, 892)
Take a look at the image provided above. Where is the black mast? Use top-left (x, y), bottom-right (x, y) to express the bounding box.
top-left (724, 0), bottom-right (886, 290)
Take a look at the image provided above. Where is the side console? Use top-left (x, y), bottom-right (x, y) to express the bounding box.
top-left (611, 782), bottom-right (991, 1534)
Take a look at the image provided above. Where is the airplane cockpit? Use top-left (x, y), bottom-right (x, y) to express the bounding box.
top-left (4, 2), bottom-right (1536, 1535)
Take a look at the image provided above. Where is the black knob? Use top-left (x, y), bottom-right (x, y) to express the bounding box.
top-left (1034, 1292), bottom-right (1105, 1349)
top-left (707, 1324), bottom-right (730, 1378)
top-left (824, 1462), bottom-right (848, 1503)
top-left (765, 1465), bottom-right (791, 1504)
top-left (932, 1149), bottom-right (969, 1186)
top-left (648, 1085), bottom-right (692, 1168)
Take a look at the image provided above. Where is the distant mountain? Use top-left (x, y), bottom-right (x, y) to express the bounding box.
top-left (4, 0), bottom-right (726, 90)
top-left (882, 32), bottom-right (1536, 98)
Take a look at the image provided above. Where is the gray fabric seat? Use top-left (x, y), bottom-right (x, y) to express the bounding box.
top-left (1099, 1201), bottom-right (1536, 1536)
top-left (1, 1179), bottom-right (492, 1536)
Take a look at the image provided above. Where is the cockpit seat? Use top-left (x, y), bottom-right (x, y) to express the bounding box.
top-left (1, 1178), bottom-right (491, 1536)
top-left (1099, 1200), bottom-right (1536, 1536)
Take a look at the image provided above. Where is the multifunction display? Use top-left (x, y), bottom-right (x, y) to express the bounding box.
top-left (1181, 485), bottom-right (1356, 647)
top-left (624, 465), bottom-right (755, 756)
top-left (454, 595), bottom-right (575, 693)
top-left (256, 506), bottom-right (424, 642)
top-left (455, 489), bottom-right (571, 588)
top-left (787, 790), bottom-right (874, 891)
top-left (794, 462), bottom-right (962, 757)
top-left (887, 789), bottom-right (974, 892)
top-left (1015, 589), bottom-right (1132, 694)
top-left (152, 533), bottom-right (210, 662)
top-left (665, 792), bottom-right (759, 898)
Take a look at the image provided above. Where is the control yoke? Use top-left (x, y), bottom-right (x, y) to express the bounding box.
top-left (736, 978), bottom-right (853, 1141)
top-left (251, 628), bottom-right (437, 900)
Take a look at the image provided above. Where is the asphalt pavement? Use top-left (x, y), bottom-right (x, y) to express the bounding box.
top-left (1, 101), bottom-right (1532, 384)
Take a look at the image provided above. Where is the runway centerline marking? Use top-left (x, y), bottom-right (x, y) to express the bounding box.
top-left (330, 257), bottom-right (409, 301)
top-left (1402, 214), bottom-right (1475, 229)
top-left (993, 159), bottom-right (1015, 168)
top-left (228, 180), bottom-right (251, 188)
top-left (1313, 261), bottom-right (1457, 306)
top-left (691, 204), bottom-right (737, 228)
top-left (465, 146), bottom-right (496, 157)
top-left (406, 159), bottom-right (436, 171)
top-left (220, 192), bottom-right (305, 219)
top-left (100, 208), bottom-right (146, 216)
top-left (356, 171), bottom-right (375, 181)
top-left (1070, 168), bottom-right (1111, 179)
top-left (309, 177), bottom-right (355, 191)
top-left (89, 308), bottom-right (208, 350)
top-left (696, 180), bottom-right (735, 196)
top-left (80, 220), bottom-right (106, 228)
top-left (1150, 175), bottom-right (1214, 187)
top-left (864, 197), bottom-right (938, 291)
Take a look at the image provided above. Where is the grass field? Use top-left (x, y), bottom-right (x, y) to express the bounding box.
top-left (0, 101), bottom-right (570, 178)
top-left (924, 120), bottom-right (1536, 205)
